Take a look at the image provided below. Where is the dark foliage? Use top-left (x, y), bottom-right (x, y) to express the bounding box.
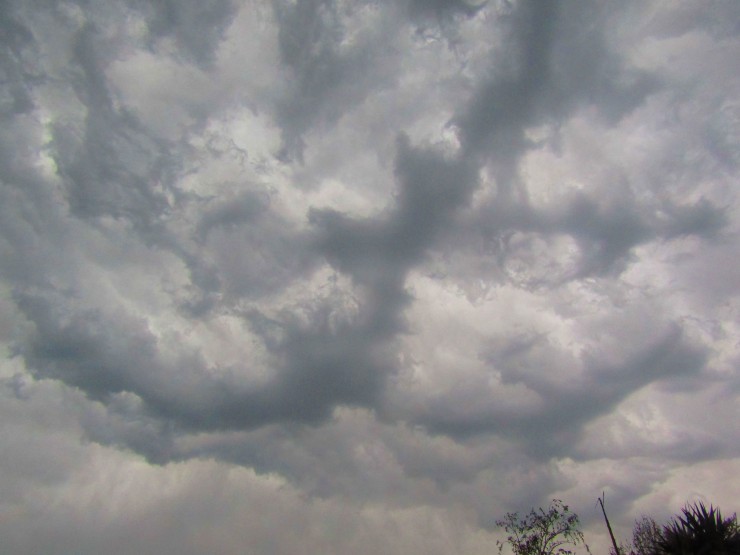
top-left (496, 499), bottom-right (588, 555)
top-left (633, 516), bottom-right (662, 555)
top-left (652, 502), bottom-right (740, 555)
top-left (610, 516), bottom-right (662, 555)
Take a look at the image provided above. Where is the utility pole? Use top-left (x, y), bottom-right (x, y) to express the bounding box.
top-left (598, 492), bottom-right (621, 555)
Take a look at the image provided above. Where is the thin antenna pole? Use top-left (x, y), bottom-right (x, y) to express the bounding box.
top-left (598, 492), bottom-right (621, 555)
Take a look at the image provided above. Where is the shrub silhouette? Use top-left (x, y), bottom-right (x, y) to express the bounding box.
top-left (652, 502), bottom-right (740, 555)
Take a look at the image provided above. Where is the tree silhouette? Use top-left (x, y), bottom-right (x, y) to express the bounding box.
top-left (496, 499), bottom-right (588, 555)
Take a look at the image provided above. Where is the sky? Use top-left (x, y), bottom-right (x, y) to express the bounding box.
top-left (0, 1), bottom-right (739, 553)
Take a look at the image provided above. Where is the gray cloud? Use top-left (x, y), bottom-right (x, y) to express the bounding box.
top-left (1, 0), bottom-right (739, 553)
top-left (310, 135), bottom-right (478, 282)
top-left (271, 0), bottom-right (402, 161)
top-left (406, 325), bottom-right (707, 450)
top-left (131, 0), bottom-right (236, 67)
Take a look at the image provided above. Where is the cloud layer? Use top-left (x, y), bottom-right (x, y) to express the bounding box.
top-left (1, 1), bottom-right (739, 553)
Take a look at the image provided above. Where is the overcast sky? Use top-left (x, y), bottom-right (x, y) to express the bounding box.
top-left (1, 1), bottom-right (739, 553)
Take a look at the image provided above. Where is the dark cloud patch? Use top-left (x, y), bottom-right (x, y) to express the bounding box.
top-left (15, 291), bottom-right (165, 403)
top-left (13, 278), bottom-right (394, 448)
top-left (455, 2), bottom-right (659, 185)
top-left (245, 306), bottom-right (398, 424)
top-left (271, 0), bottom-right (399, 161)
top-left (645, 1), bottom-right (740, 40)
top-left (551, 193), bottom-right (725, 278)
top-left (454, 1), bottom-right (559, 170)
top-left (0, 125), bottom-right (79, 295)
top-left (415, 325), bottom-right (707, 457)
top-left (407, 0), bottom-right (487, 21)
top-left (434, 187), bottom-right (728, 287)
top-left (272, 0), bottom-right (360, 160)
top-left (311, 134), bottom-right (478, 281)
top-left (15, 289), bottom-right (292, 435)
top-left (50, 115), bottom-right (171, 229)
top-left (0, 0), bottom-right (36, 117)
top-left (542, 3), bottom-right (661, 123)
top-left (196, 190), bottom-right (271, 240)
top-left (80, 392), bottom-right (178, 464)
top-left (129, 0), bottom-right (236, 67)
top-left (201, 214), bottom-right (318, 302)
top-left (48, 24), bottom-right (175, 231)
top-left (658, 197), bottom-right (728, 239)
top-left (554, 192), bottom-right (654, 278)
top-left (183, 186), bottom-right (320, 306)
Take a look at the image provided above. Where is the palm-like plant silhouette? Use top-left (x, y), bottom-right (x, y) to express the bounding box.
top-left (653, 502), bottom-right (740, 555)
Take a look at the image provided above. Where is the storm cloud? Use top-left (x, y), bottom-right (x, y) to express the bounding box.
top-left (1, 1), bottom-right (739, 554)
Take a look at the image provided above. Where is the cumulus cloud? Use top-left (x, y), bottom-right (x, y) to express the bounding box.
top-left (1, 1), bottom-right (738, 553)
